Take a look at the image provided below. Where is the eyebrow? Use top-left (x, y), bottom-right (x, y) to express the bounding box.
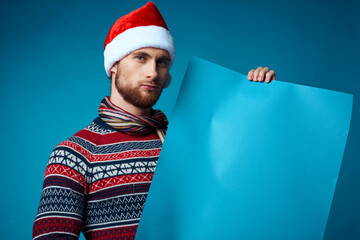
top-left (133, 51), bottom-right (171, 62)
top-left (133, 51), bottom-right (151, 57)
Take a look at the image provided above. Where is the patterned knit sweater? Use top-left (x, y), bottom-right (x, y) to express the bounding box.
top-left (33, 117), bottom-right (162, 240)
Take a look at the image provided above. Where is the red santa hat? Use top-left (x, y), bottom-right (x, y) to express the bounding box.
top-left (104, 2), bottom-right (175, 87)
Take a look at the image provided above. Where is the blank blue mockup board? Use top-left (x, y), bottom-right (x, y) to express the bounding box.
top-left (136, 57), bottom-right (353, 240)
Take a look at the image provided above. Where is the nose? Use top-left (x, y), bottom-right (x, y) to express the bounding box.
top-left (145, 61), bottom-right (158, 81)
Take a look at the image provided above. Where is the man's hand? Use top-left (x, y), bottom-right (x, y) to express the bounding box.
top-left (247, 67), bottom-right (276, 83)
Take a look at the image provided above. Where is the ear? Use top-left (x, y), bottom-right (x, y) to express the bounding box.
top-left (163, 73), bottom-right (172, 88)
top-left (110, 62), bottom-right (118, 77)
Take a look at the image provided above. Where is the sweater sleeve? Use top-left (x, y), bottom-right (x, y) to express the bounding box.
top-left (33, 142), bottom-right (90, 240)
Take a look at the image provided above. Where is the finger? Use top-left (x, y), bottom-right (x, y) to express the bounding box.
top-left (265, 70), bottom-right (275, 83)
top-left (253, 67), bottom-right (263, 82)
top-left (258, 67), bottom-right (270, 82)
top-left (247, 69), bottom-right (255, 81)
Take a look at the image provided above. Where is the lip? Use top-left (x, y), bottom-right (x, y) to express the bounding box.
top-left (141, 83), bottom-right (159, 91)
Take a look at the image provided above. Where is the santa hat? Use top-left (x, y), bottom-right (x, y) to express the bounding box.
top-left (104, 2), bottom-right (175, 87)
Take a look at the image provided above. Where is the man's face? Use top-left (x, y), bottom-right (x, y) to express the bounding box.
top-left (113, 47), bottom-right (171, 109)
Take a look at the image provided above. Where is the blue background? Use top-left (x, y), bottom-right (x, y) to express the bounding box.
top-left (0, 0), bottom-right (358, 239)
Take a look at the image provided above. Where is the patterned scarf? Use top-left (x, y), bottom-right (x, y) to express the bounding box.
top-left (98, 96), bottom-right (168, 143)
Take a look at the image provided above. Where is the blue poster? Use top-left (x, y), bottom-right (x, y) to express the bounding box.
top-left (136, 57), bottom-right (353, 240)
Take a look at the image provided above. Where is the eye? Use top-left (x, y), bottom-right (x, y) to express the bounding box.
top-left (136, 56), bottom-right (144, 60)
top-left (157, 59), bottom-right (169, 67)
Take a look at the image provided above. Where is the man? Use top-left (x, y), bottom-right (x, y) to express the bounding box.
top-left (33, 2), bottom-right (276, 240)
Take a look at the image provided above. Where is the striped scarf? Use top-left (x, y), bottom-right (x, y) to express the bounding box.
top-left (98, 96), bottom-right (168, 143)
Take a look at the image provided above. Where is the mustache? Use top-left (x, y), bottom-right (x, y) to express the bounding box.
top-left (139, 81), bottom-right (161, 88)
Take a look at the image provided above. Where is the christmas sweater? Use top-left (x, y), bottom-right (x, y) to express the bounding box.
top-left (33, 117), bottom-right (162, 240)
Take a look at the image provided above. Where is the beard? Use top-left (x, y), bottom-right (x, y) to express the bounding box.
top-left (114, 70), bottom-right (163, 109)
